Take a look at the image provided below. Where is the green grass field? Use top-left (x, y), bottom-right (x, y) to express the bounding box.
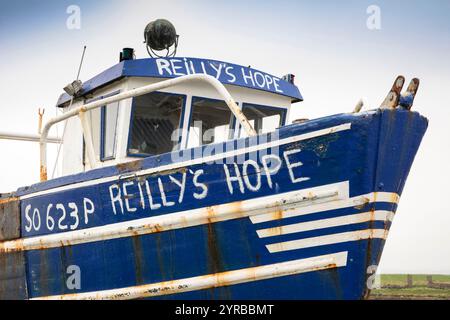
top-left (370, 274), bottom-right (450, 300)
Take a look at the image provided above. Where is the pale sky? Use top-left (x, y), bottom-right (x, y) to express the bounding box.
top-left (0, 0), bottom-right (449, 274)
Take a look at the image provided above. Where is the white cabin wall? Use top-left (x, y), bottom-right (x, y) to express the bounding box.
top-left (60, 80), bottom-right (129, 176)
top-left (61, 100), bottom-right (84, 176)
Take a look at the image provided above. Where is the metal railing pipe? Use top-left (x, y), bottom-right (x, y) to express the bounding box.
top-left (39, 74), bottom-right (257, 181)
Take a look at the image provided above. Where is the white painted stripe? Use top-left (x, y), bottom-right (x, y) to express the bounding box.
top-left (32, 251), bottom-right (348, 300)
top-left (250, 192), bottom-right (399, 224)
top-left (1, 184), bottom-right (345, 252)
top-left (256, 210), bottom-right (394, 238)
top-left (20, 123), bottom-right (352, 200)
top-left (266, 229), bottom-right (389, 253)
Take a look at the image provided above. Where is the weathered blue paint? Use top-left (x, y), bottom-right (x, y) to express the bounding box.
top-left (56, 57), bottom-right (303, 107)
top-left (4, 108), bottom-right (427, 300)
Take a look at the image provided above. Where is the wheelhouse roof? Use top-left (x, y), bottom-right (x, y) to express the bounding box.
top-left (57, 57), bottom-right (303, 107)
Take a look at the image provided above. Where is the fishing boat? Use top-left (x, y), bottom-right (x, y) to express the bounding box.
top-left (0, 19), bottom-right (428, 300)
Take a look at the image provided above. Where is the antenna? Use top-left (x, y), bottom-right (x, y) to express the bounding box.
top-left (76, 45), bottom-right (87, 81)
top-left (52, 45), bottom-right (87, 179)
top-left (63, 45), bottom-right (87, 97)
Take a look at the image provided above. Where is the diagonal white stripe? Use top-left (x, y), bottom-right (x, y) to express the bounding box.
top-left (32, 251), bottom-right (348, 300)
top-left (256, 210), bottom-right (394, 238)
top-left (250, 192), bottom-right (399, 224)
top-left (266, 229), bottom-right (389, 253)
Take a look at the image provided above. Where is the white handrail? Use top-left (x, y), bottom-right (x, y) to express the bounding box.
top-left (0, 131), bottom-right (61, 144)
top-left (40, 74), bottom-right (257, 181)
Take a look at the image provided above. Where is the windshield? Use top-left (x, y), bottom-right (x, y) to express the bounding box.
top-left (239, 103), bottom-right (286, 137)
top-left (128, 92), bottom-right (185, 156)
top-left (186, 97), bottom-right (233, 148)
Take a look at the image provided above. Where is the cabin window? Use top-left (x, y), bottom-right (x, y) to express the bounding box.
top-left (187, 97), bottom-right (234, 148)
top-left (84, 91), bottom-right (120, 165)
top-left (101, 102), bottom-right (119, 161)
top-left (239, 104), bottom-right (286, 137)
top-left (128, 92), bottom-right (185, 157)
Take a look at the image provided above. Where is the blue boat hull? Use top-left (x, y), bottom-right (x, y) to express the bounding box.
top-left (0, 108), bottom-right (428, 300)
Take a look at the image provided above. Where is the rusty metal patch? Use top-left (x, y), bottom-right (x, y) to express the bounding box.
top-left (0, 196), bottom-right (20, 241)
top-left (0, 251), bottom-right (28, 300)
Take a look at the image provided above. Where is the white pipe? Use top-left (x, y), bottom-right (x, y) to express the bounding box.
top-left (40, 74), bottom-right (257, 181)
top-left (0, 131), bottom-right (61, 144)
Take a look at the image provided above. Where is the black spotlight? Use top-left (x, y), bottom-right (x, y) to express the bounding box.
top-left (144, 19), bottom-right (179, 58)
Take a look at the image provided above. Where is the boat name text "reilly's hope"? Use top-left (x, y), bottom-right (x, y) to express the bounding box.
top-left (23, 149), bottom-right (309, 234)
top-left (155, 58), bottom-right (285, 94)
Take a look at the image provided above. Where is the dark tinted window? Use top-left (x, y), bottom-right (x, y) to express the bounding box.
top-left (187, 97), bottom-right (233, 148)
top-left (101, 102), bottom-right (119, 160)
top-left (128, 92), bottom-right (184, 156)
top-left (240, 104), bottom-right (286, 137)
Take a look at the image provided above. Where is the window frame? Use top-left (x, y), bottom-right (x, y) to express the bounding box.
top-left (238, 103), bottom-right (288, 136)
top-left (126, 91), bottom-right (188, 158)
top-left (82, 90), bottom-right (121, 165)
top-left (186, 96), bottom-right (237, 148)
top-left (100, 102), bottom-right (120, 161)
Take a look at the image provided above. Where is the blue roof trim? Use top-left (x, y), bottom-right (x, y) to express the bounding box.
top-left (57, 62), bottom-right (125, 107)
top-left (57, 57), bottom-right (303, 107)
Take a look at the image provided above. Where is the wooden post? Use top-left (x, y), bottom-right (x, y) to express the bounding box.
top-left (427, 275), bottom-right (433, 287)
top-left (407, 274), bottom-right (413, 288)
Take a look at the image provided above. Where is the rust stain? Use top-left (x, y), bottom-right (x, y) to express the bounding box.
top-left (369, 209), bottom-right (375, 222)
top-left (131, 236), bottom-right (145, 285)
top-left (0, 238), bottom-right (24, 253)
top-left (263, 226), bottom-right (282, 237)
top-left (40, 165), bottom-right (48, 182)
top-left (143, 167), bottom-right (187, 179)
top-left (155, 234), bottom-right (167, 281)
top-left (293, 118), bottom-right (309, 124)
top-left (354, 197), bottom-right (370, 210)
top-left (0, 196), bottom-right (19, 205)
top-left (390, 193), bottom-right (399, 204)
top-left (205, 200), bottom-right (244, 224)
top-left (269, 207), bottom-right (283, 221)
top-left (206, 206), bottom-right (216, 224)
top-left (206, 224), bottom-right (223, 274)
top-left (153, 224), bottom-right (164, 233)
top-left (205, 220), bottom-right (230, 299)
top-left (116, 159), bottom-right (143, 173)
top-left (127, 222), bottom-right (165, 236)
top-left (180, 216), bottom-right (188, 227)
